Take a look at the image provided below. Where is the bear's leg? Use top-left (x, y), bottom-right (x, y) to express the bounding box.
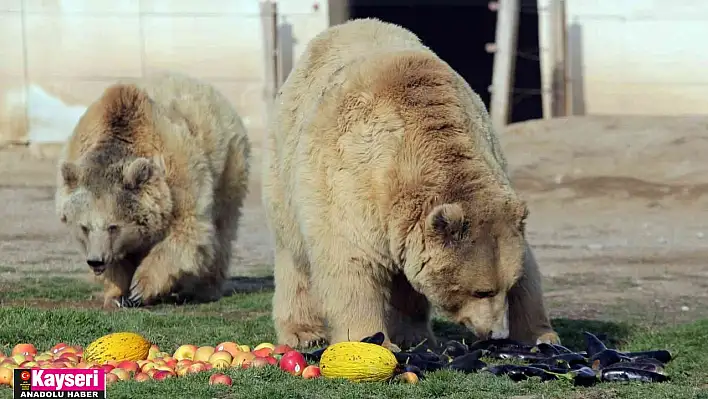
top-left (311, 255), bottom-right (388, 345)
top-left (272, 245), bottom-right (327, 349)
top-left (385, 272), bottom-right (437, 349)
top-left (101, 262), bottom-right (135, 308)
top-left (126, 219), bottom-right (217, 306)
top-left (507, 242), bottom-right (560, 345)
top-left (189, 135), bottom-right (249, 304)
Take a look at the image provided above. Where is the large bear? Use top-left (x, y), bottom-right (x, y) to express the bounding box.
top-left (55, 72), bottom-right (251, 308)
top-left (262, 18), bottom-right (559, 349)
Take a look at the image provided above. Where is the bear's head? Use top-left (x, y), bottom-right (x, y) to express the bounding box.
top-left (56, 155), bottom-right (173, 275)
top-left (405, 193), bottom-right (527, 341)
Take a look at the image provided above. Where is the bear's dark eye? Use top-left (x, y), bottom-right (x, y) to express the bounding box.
top-left (107, 225), bottom-right (119, 234)
top-left (80, 225), bottom-right (89, 235)
top-left (472, 290), bottom-right (496, 299)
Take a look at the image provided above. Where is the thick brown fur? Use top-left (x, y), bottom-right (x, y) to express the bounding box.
top-left (262, 19), bottom-right (559, 349)
top-left (55, 72), bottom-right (251, 308)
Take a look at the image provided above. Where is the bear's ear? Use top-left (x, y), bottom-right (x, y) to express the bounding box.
top-left (123, 157), bottom-right (154, 190)
top-left (60, 161), bottom-right (79, 190)
top-left (426, 203), bottom-right (469, 242)
top-left (508, 198), bottom-right (529, 232)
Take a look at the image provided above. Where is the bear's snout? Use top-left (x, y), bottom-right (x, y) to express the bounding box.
top-left (87, 258), bottom-right (107, 275)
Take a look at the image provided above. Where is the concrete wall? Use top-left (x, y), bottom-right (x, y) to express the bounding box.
top-left (0, 0), bottom-right (329, 147)
top-left (566, 1), bottom-right (708, 116)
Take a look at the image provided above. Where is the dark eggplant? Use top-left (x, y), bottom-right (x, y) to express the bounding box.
top-left (600, 367), bottom-right (669, 383)
top-left (603, 360), bottom-right (664, 374)
top-left (445, 353), bottom-right (488, 373)
top-left (571, 366), bottom-right (598, 387)
top-left (408, 338), bottom-right (434, 354)
top-left (623, 350), bottom-right (672, 364)
top-left (418, 351), bottom-right (445, 363)
top-left (468, 338), bottom-right (532, 353)
top-left (303, 347), bottom-right (327, 362)
top-left (532, 343), bottom-right (560, 356)
top-left (361, 332), bottom-right (386, 346)
top-left (506, 366), bottom-right (560, 382)
top-left (401, 364), bottom-right (425, 380)
top-left (482, 364), bottom-right (520, 376)
top-left (590, 349), bottom-right (630, 370)
top-left (442, 340), bottom-right (468, 358)
top-left (630, 357), bottom-right (666, 368)
top-left (394, 352), bottom-right (417, 364)
top-left (526, 363), bottom-right (551, 371)
top-left (410, 358), bottom-right (446, 372)
top-left (551, 344), bottom-right (574, 354)
top-left (489, 350), bottom-right (551, 362)
top-left (538, 353), bottom-right (589, 368)
top-left (582, 332), bottom-right (608, 357)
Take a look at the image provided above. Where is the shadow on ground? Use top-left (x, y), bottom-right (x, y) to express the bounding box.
top-left (432, 318), bottom-right (634, 351)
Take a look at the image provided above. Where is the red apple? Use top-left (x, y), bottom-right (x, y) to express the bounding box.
top-left (49, 343), bottom-right (69, 355)
top-left (152, 370), bottom-right (174, 380)
top-left (232, 352), bottom-right (256, 368)
top-left (100, 364), bottom-right (115, 373)
top-left (116, 360), bottom-right (140, 374)
top-left (252, 347), bottom-right (274, 358)
top-left (186, 362), bottom-right (208, 374)
top-left (105, 373), bottom-right (120, 385)
top-left (110, 368), bottom-right (131, 381)
top-left (209, 373), bottom-right (233, 386)
top-left (302, 365), bottom-right (321, 379)
top-left (279, 351), bottom-right (308, 376)
top-left (215, 342), bottom-right (241, 357)
top-left (249, 357), bottom-right (271, 368)
top-left (133, 372), bottom-right (150, 382)
top-left (11, 344), bottom-right (37, 356)
top-left (273, 344), bottom-right (294, 356)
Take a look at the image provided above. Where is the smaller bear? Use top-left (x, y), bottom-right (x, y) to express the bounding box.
top-left (55, 72), bottom-right (251, 308)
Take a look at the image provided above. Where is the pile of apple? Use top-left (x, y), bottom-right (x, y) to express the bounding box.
top-left (0, 341), bottom-right (320, 388)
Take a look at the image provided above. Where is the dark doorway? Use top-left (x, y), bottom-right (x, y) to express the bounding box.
top-left (347, 0), bottom-right (542, 124)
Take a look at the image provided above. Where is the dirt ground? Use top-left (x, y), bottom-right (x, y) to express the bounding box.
top-left (1, 114), bottom-right (707, 326)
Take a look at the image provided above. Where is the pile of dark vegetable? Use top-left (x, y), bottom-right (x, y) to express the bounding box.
top-left (305, 332), bottom-right (673, 386)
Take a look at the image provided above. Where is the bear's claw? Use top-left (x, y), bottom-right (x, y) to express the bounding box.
top-left (536, 331), bottom-right (561, 345)
top-left (114, 296), bottom-right (142, 308)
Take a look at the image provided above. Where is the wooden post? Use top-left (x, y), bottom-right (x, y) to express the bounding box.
top-left (489, 0), bottom-right (520, 132)
top-left (260, 0), bottom-right (279, 125)
top-left (550, 0), bottom-right (568, 117)
top-left (537, 0), bottom-right (554, 119)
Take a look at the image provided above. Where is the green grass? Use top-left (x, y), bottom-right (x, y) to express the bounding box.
top-left (1, 278), bottom-right (707, 399)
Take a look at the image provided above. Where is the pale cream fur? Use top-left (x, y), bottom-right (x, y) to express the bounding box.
top-left (262, 18), bottom-right (558, 348)
top-left (55, 71), bottom-right (251, 308)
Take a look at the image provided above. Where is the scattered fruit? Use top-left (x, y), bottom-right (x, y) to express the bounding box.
top-left (173, 344), bottom-right (198, 361)
top-left (209, 373), bottom-right (233, 386)
top-left (279, 351), bottom-right (308, 376)
top-left (11, 343), bottom-right (38, 356)
top-left (302, 365), bottom-right (321, 379)
top-left (84, 332), bottom-right (152, 363)
top-left (320, 341), bottom-right (399, 382)
top-left (215, 342), bottom-right (241, 357)
top-left (194, 346), bottom-right (215, 362)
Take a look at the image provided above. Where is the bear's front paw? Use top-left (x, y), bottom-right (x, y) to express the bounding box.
top-left (278, 329), bottom-right (328, 349)
top-left (536, 331), bottom-right (561, 345)
top-left (128, 267), bottom-right (169, 306)
top-left (114, 296), bottom-right (143, 309)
